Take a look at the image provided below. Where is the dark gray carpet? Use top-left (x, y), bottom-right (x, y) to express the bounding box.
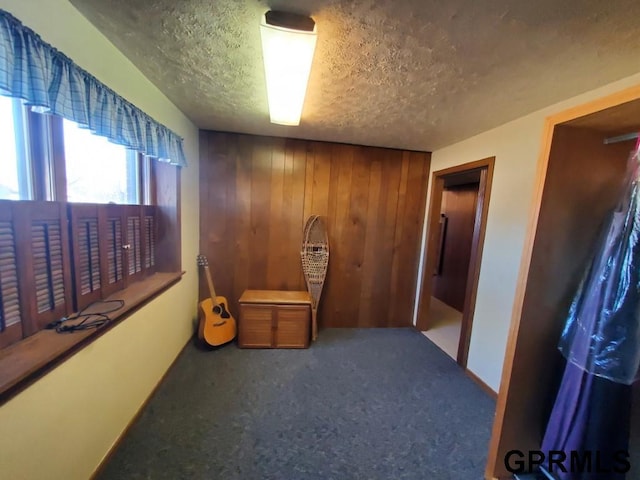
top-left (98, 328), bottom-right (495, 480)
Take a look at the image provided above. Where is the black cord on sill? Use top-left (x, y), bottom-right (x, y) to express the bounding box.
top-left (45, 299), bottom-right (125, 333)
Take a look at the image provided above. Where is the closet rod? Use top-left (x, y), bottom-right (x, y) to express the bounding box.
top-left (603, 132), bottom-right (639, 145)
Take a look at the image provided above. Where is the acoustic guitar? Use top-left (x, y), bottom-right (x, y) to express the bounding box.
top-left (196, 254), bottom-right (236, 346)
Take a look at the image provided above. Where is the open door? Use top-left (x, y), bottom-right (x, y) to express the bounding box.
top-left (416, 157), bottom-right (494, 368)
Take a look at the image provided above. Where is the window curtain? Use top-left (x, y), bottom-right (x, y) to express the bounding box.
top-left (0, 9), bottom-right (186, 167)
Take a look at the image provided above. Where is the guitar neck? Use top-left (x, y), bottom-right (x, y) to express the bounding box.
top-left (204, 265), bottom-right (218, 302)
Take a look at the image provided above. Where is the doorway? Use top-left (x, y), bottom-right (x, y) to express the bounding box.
top-left (416, 157), bottom-right (494, 368)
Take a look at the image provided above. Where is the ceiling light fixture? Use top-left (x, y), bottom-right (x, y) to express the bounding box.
top-left (260, 11), bottom-right (317, 126)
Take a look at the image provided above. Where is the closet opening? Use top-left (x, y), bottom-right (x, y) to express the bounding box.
top-left (486, 88), bottom-right (640, 479)
top-left (416, 157), bottom-right (494, 368)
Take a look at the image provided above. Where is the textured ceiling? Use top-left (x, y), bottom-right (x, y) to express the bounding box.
top-left (68, 0), bottom-right (640, 152)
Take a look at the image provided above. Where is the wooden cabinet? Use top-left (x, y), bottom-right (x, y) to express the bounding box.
top-left (486, 85), bottom-right (640, 479)
top-left (238, 290), bottom-right (311, 348)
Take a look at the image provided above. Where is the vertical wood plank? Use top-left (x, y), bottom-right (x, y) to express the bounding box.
top-left (345, 146), bottom-right (370, 325)
top-left (288, 140), bottom-right (307, 291)
top-left (222, 134), bottom-right (238, 304)
top-left (198, 131), bottom-right (210, 304)
top-left (233, 135), bottom-right (253, 308)
top-left (248, 137), bottom-right (273, 289)
top-left (205, 132), bottom-right (233, 302)
top-left (393, 152), bottom-right (431, 325)
top-left (280, 139), bottom-right (297, 291)
top-left (266, 137), bottom-right (286, 290)
top-left (388, 150), bottom-right (411, 325)
top-left (323, 143), bottom-right (354, 327)
top-left (319, 143), bottom-right (341, 328)
top-left (302, 141), bottom-right (316, 225)
top-left (310, 141), bottom-right (332, 217)
top-left (308, 141), bottom-right (332, 326)
top-left (357, 150), bottom-right (382, 327)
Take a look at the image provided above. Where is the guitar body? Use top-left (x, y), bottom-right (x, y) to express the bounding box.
top-left (196, 254), bottom-right (236, 347)
top-left (198, 295), bottom-right (236, 346)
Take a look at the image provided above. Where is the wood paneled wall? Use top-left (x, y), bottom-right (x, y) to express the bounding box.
top-left (199, 131), bottom-right (430, 328)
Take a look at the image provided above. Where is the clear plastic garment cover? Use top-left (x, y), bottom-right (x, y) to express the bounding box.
top-left (558, 140), bottom-right (640, 385)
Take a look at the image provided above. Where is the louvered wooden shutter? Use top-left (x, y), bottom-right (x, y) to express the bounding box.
top-left (0, 204), bottom-right (23, 349)
top-left (12, 202), bottom-right (73, 335)
top-left (127, 215), bottom-right (142, 276)
top-left (71, 204), bottom-right (156, 305)
top-left (123, 205), bottom-right (145, 283)
top-left (103, 212), bottom-right (124, 297)
top-left (102, 205), bottom-right (155, 294)
top-left (0, 221), bottom-right (20, 328)
top-left (143, 206), bottom-right (156, 272)
top-left (78, 218), bottom-right (100, 294)
top-left (32, 220), bottom-right (66, 314)
top-left (69, 204), bottom-right (104, 310)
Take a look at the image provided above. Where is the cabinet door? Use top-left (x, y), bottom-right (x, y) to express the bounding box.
top-left (239, 305), bottom-right (274, 348)
top-left (275, 305), bottom-right (310, 348)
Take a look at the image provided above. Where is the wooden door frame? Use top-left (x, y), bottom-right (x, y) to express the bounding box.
top-left (416, 156), bottom-right (495, 367)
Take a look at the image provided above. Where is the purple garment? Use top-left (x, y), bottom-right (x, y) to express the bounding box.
top-left (541, 363), bottom-right (592, 463)
top-left (541, 362), bottom-right (631, 480)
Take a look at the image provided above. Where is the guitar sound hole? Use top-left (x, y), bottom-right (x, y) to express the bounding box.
top-left (213, 303), bottom-right (231, 319)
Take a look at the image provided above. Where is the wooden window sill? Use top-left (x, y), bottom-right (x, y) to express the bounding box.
top-left (0, 271), bottom-right (184, 404)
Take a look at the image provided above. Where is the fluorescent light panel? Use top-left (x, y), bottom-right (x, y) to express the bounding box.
top-left (260, 12), bottom-right (317, 126)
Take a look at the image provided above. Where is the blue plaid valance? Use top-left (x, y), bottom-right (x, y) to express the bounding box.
top-left (0, 9), bottom-right (186, 166)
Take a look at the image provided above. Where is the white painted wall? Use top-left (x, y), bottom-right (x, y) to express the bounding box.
top-left (416, 72), bottom-right (640, 392)
top-left (0, 1), bottom-right (199, 479)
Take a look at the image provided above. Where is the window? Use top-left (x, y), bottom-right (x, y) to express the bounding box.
top-left (0, 9), bottom-right (184, 399)
top-left (63, 119), bottom-right (139, 204)
top-left (0, 98), bottom-right (180, 353)
top-left (0, 96), bottom-right (31, 200)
